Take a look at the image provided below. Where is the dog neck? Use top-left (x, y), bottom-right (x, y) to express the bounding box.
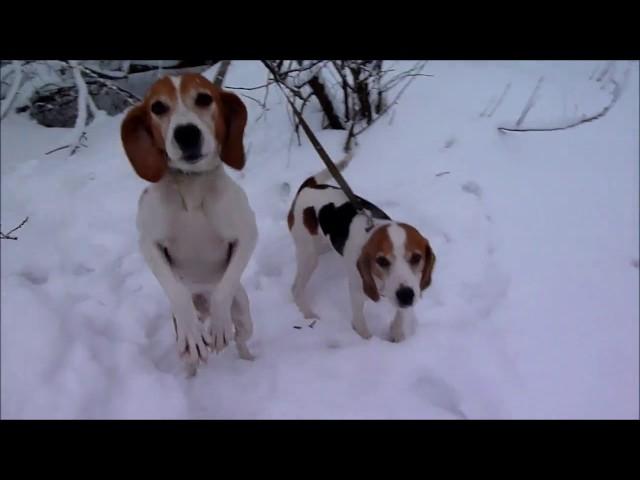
top-left (166, 163), bottom-right (226, 212)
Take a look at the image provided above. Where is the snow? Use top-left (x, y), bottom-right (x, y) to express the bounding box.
top-left (1, 60), bottom-right (638, 419)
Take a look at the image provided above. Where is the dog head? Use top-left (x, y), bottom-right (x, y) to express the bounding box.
top-left (121, 73), bottom-right (247, 182)
top-left (357, 223), bottom-right (436, 308)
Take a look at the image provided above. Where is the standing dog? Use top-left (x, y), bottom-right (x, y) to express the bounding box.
top-left (287, 153), bottom-right (436, 342)
top-left (121, 73), bottom-right (257, 375)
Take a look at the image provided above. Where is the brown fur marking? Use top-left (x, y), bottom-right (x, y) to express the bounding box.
top-left (302, 206), bottom-right (319, 235)
top-left (399, 223), bottom-right (436, 291)
top-left (357, 225), bottom-right (393, 301)
top-left (286, 176), bottom-right (335, 231)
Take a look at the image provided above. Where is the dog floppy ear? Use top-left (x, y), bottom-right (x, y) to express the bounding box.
top-left (121, 103), bottom-right (167, 182)
top-left (420, 242), bottom-right (436, 291)
top-left (219, 90), bottom-right (248, 170)
top-left (357, 251), bottom-right (381, 302)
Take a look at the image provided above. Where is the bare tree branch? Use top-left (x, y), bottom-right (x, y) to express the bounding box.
top-left (0, 216), bottom-right (29, 240)
top-left (67, 61), bottom-right (89, 156)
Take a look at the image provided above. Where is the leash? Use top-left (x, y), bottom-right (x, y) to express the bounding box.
top-left (261, 60), bottom-right (374, 232)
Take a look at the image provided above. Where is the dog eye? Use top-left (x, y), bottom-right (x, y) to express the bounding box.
top-left (151, 101), bottom-right (169, 116)
top-left (376, 256), bottom-right (391, 268)
top-left (195, 93), bottom-right (213, 107)
top-left (409, 253), bottom-right (422, 266)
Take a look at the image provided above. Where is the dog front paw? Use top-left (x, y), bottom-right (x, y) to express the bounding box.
top-left (389, 329), bottom-right (406, 343)
top-left (209, 318), bottom-right (234, 353)
top-left (174, 314), bottom-right (212, 367)
top-left (352, 320), bottom-right (372, 340)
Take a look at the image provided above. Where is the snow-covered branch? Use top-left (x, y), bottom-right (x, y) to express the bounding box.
top-left (67, 61), bottom-right (89, 156)
top-left (51, 60), bottom-right (141, 104)
top-left (1, 61), bottom-right (24, 119)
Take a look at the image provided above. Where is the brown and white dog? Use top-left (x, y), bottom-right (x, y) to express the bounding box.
top-left (121, 73), bottom-right (257, 375)
top-left (287, 153), bottom-right (436, 342)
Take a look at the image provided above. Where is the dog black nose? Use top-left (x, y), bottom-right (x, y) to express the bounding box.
top-left (173, 123), bottom-right (202, 157)
top-left (395, 286), bottom-right (415, 307)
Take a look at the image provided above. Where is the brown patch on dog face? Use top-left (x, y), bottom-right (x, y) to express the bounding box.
top-left (398, 223), bottom-right (436, 291)
top-left (146, 76), bottom-right (179, 143)
top-left (366, 225), bottom-right (394, 277)
top-left (302, 207), bottom-right (319, 235)
top-left (357, 225), bottom-right (393, 301)
top-left (121, 76), bottom-right (177, 182)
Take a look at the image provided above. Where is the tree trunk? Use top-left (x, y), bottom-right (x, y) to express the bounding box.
top-left (307, 74), bottom-right (344, 130)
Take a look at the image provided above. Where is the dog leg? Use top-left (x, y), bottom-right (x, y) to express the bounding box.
top-left (291, 243), bottom-right (320, 320)
top-left (231, 284), bottom-right (255, 361)
top-left (390, 307), bottom-right (416, 343)
top-left (347, 274), bottom-right (372, 339)
top-left (140, 239), bottom-right (211, 374)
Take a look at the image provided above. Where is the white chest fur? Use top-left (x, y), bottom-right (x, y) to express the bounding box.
top-left (137, 169), bottom-right (243, 286)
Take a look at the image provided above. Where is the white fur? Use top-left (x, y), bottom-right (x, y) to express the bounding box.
top-left (136, 78), bottom-right (257, 376)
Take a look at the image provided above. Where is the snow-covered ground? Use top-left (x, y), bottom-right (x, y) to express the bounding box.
top-left (1, 61), bottom-right (638, 419)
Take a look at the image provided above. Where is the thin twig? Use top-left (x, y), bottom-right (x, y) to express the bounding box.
top-left (0, 216), bottom-right (29, 240)
top-left (255, 74), bottom-right (271, 123)
top-left (516, 76), bottom-right (544, 127)
top-left (380, 62), bottom-right (429, 91)
top-left (44, 133), bottom-right (87, 155)
top-left (277, 60), bottom-right (325, 77)
top-left (485, 82), bottom-right (511, 118)
top-left (225, 81), bottom-right (275, 91)
top-left (240, 93), bottom-right (266, 107)
top-left (45, 145), bottom-right (71, 155)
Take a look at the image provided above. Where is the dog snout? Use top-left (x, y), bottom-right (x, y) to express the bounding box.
top-left (395, 286), bottom-right (415, 308)
top-left (173, 123), bottom-right (202, 159)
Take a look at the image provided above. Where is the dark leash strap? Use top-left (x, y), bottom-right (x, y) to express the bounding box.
top-left (261, 60), bottom-right (374, 231)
